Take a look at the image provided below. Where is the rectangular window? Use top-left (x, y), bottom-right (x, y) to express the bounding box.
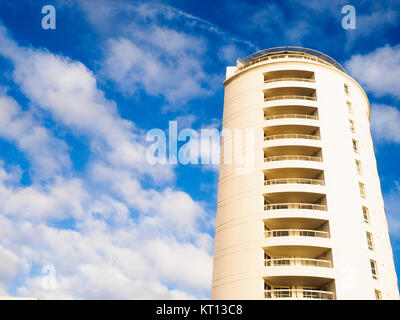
top-left (366, 232), bottom-right (374, 251)
top-left (371, 260), bottom-right (378, 280)
top-left (375, 290), bottom-right (382, 300)
top-left (349, 120), bottom-right (356, 133)
top-left (356, 160), bottom-right (362, 175)
top-left (344, 84), bottom-right (350, 95)
top-left (359, 182), bottom-right (366, 198)
top-left (353, 139), bottom-right (359, 153)
top-left (363, 206), bottom-right (370, 223)
top-left (347, 101), bottom-right (353, 114)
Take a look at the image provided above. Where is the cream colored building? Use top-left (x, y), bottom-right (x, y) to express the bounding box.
top-left (212, 47), bottom-right (399, 300)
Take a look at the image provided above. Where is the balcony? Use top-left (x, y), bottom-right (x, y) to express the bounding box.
top-left (264, 178), bottom-right (324, 186)
top-left (264, 87), bottom-right (317, 108)
top-left (265, 113), bottom-right (318, 120)
top-left (265, 229), bottom-right (329, 238)
top-left (264, 105), bottom-right (318, 123)
top-left (264, 145), bottom-right (323, 169)
top-left (265, 203), bottom-right (326, 211)
top-left (265, 134), bottom-right (320, 141)
top-left (265, 78), bottom-right (315, 84)
top-left (264, 289), bottom-right (334, 300)
top-left (265, 155), bottom-right (322, 162)
top-left (264, 70), bottom-right (315, 83)
top-left (265, 95), bottom-right (316, 102)
top-left (265, 258), bottom-right (332, 268)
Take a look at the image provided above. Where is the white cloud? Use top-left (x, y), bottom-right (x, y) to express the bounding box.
top-left (371, 104), bottom-right (400, 144)
top-left (0, 25), bottom-right (174, 182)
top-left (103, 32), bottom-right (212, 108)
top-left (0, 23), bottom-right (213, 299)
top-left (0, 94), bottom-right (71, 179)
top-left (383, 182), bottom-right (400, 238)
top-left (345, 45), bottom-right (400, 99)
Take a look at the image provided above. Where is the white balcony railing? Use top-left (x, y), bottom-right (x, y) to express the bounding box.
top-left (264, 203), bottom-right (327, 211)
top-left (264, 155), bottom-right (322, 162)
top-left (264, 78), bottom-right (315, 84)
top-left (264, 178), bottom-right (324, 186)
top-left (264, 95), bottom-right (317, 102)
top-left (265, 258), bottom-right (332, 268)
top-left (264, 134), bottom-right (320, 141)
top-left (264, 289), bottom-right (334, 300)
top-left (265, 229), bottom-right (329, 238)
top-left (264, 114), bottom-right (319, 120)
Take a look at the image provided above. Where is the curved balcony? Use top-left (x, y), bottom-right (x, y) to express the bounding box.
top-left (265, 155), bottom-right (322, 162)
top-left (265, 258), bottom-right (332, 268)
top-left (264, 178), bottom-right (324, 186)
top-left (264, 113), bottom-right (318, 121)
top-left (265, 229), bottom-right (329, 238)
top-left (264, 79), bottom-right (315, 91)
top-left (265, 95), bottom-right (317, 102)
top-left (264, 289), bottom-right (334, 300)
top-left (265, 134), bottom-right (320, 141)
top-left (264, 78), bottom-right (315, 84)
top-left (263, 153), bottom-right (324, 172)
top-left (263, 180), bottom-right (325, 196)
top-left (265, 203), bottom-right (327, 211)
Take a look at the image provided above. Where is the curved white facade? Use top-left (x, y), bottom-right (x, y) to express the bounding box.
top-left (212, 48), bottom-right (399, 300)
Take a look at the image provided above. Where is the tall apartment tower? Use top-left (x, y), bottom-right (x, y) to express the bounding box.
top-left (212, 47), bottom-right (399, 300)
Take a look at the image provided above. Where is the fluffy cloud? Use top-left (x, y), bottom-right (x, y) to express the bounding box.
top-left (0, 95), bottom-right (71, 179)
top-left (345, 45), bottom-right (400, 99)
top-left (0, 23), bottom-right (213, 299)
top-left (103, 33), bottom-right (212, 107)
top-left (370, 104), bottom-right (400, 144)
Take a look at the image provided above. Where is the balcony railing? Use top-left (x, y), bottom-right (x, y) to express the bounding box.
top-left (264, 134), bottom-right (320, 141)
top-left (264, 203), bottom-right (327, 211)
top-left (264, 178), bottom-right (325, 186)
top-left (264, 78), bottom-right (315, 84)
top-left (265, 258), bottom-right (332, 268)
top-left (264, 289), bottom-right (334, 300)
top-left (264, 114), bottom-right (319, 120)
top-left (264, 95), bottom-right (317, 102)
top-left (264, 155), bottom-right (322, 162)
top-left (265, 229), bottom-right (329, 238)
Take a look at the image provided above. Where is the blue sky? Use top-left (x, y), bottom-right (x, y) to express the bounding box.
top-left (0, 0), bottom-right (400, 299)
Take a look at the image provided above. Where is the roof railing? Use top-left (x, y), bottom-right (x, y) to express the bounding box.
top-left (237, 46), bottom-right (346, 73)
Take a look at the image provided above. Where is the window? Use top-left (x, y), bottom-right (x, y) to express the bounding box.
top-left (355, 160), bottom-right (362, 175)
top-left (359, 182), bottom-right (366, 198)
top-left (347, 101), bottom-right (353, 114)
top-left (344, 84), bottom-right (350, 95)
top-left (370, 260), bottom-right (378, 280)
top-left (353, 139), bottom-right (359, 153)
top-left (366, 232), bottom-right (374, 251)
top-left (349, 120), bottom-right (355, 133)
top-left (375, 290), bottom-right (382, 300)
top-left (362, 206), bottom-right (370, 223)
